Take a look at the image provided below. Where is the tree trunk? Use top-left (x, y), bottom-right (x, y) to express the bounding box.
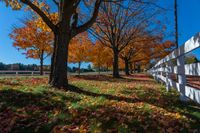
top-left (49, 29), bottom-right (69, 88)
top-left (40, 50), bottom-right (44, 76)
top-left (129, 62), bottom-right (133, 74)
top-left (49, 34), bottom-right (57, 83)
top-left (106, 63), bottom-right (109, 72)
top-left (113, 49), bottom-right (120, 78)
top-left (124, 58), bottom-right (129, 75)
top-left (98, 65), bottom-right (100, 75)
top-left (78, 62), bottom-right (81, 76)
top-left (138, 63), bottom-right (141, 73)
top-left (134, 62), bottom-right (136, 73)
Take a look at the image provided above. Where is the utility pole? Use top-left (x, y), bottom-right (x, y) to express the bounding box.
top-left (174, 0), bottom-right (188, 101)
top-left (174, 0), bottom-right (178, 48)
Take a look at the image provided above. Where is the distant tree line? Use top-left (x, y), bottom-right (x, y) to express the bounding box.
top-left (0, 62), bottom-right (49, 71)
top-left (0, 62), bottom-right (97, 73)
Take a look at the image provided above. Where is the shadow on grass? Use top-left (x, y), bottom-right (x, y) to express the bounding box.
top-left (68, 85), bottom-right (141, 103)
top-left (0, 80), bottom-right (200, 132)
top-left (0, 89), bottom-right (80, 133)
top-left (73, 74), bottom-right (200, 121)
top-left (73, 74), bottom-right (155, 83)
top-left (68, 84), bottom-right (200, 123)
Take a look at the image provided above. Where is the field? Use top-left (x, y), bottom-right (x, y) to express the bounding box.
top-left (0, 74), bottom-right (200, 133)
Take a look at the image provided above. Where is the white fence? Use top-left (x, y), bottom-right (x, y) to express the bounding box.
top-left (0, 71), bottom-right (112, 76)
top-left (0, 71), bottom-right (50, 76)
top-left (149, 33), bottom-right (200, 104)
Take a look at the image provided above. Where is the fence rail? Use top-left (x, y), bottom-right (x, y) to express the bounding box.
top-left (0, 71), bottom-right (50, 76)
top-left (0, 71), bottom-right (113, 76)
top-left (149, 32), bottom-right (200, 104)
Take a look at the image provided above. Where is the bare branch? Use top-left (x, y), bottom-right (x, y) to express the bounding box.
top-left (52, 0), bottom-right (59, 6)
top-left (134, 0), bottom-right (167, 10)
top-left (73, 0), bottom-right (102, 36)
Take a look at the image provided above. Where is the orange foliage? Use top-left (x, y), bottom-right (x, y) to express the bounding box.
top-left (10, 20), bottom-right (53, 59)
top-left (68, 32), bottom-right (92, 64)
top-left (131, 40), bottom-right (175, 67)
top-left (89, 41), bottom-right (113, 69)
top-left (151, 40), bottom-right (175, 60)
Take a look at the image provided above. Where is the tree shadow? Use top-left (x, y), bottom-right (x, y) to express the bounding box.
top-left (128, 74), bottom-right (152, 78)
top-left (68, 84), bottom-right (200, 123)
top-left (73, 74), bottom-right (155, 83)
top-left (0, 89), bottom-right (80, 133)
top-left (68, 84), bottom-right (161, 106)
top-left (68, 85), bottom-right (141, 103)
top-left (0, 86), bottom-right (199, 132)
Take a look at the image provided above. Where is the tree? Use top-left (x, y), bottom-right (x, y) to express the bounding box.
top-left (119, 34), bottom-right (159, 75)
top-left (10, 20), bottom-right (53, 75)
top-left (87, 64), bottom-right (92, 71)
top-left (68, 32), bottom-right (92, 75)
top-left (90, 1), bottom-right (159, 77)
top-left (120, 42), bottom-right (141, 75)
top-left (150, 40), bottom-right (175, 61)
top-left (2, 0), bottom-right (164, 87)
top-left (0, 62), bottom-right (6, 70)
top-left (185, 54), bottom-right (199, 64)
top-left (2, 0), bottom-right (104, 88)
top-left (130, 40), bottom-right (175, 71)
top-left (89, 41), bottom-right (112, 74)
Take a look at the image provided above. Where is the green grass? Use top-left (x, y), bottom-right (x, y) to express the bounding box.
top-left (0, 74), bottom-right (199, 133)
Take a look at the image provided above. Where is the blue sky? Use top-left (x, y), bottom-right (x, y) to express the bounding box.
top-left (0, 0), bottom-right (199, 67)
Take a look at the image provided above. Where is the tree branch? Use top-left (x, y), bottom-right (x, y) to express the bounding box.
top-left (52, 0), bottom-right (59, 6)
top-left (73, 0), bottom-right (102, 36)
top-left (20, 0), bottom-right (57, 33)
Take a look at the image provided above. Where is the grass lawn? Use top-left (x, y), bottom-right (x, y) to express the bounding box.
top-left (0, 74), bottom-right (200, 133)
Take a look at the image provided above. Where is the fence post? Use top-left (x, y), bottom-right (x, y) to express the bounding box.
top-left (161, 63), bottom-right (165, 85)
top-left (152, 67), bottom-right (155, 80)
top-left (154, 67), bottom-right (157, 81)
top-left (156, 66), bottom-right (159, 82)
top-left (177, 55), bottom-right (188, 102)
top-left (166, 62), bottom-right (169, 91)
top-left (160, 64), bottom-right (163, 84)
top-left (166, 61), bottom-right (172, 91)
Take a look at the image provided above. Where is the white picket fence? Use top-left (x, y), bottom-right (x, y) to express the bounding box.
top-left (148, 32), bottom-right (200, 104)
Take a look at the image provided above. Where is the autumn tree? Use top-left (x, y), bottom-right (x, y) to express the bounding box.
top-left (150, 40), bottom-right (175, 61)
top-left (90, 1), bottom-right (159, 78)
top-left (68, 32), bottom-right (92, 75)
top-left (10, 20), bottom-right (53, 75)
top-left (130, 40), bottom-right (175, 71)
top-left (120, 42), bottom-right (141, 75)
top-left (120, 34), bottom-right (162, 75)
top-left (2, 0), bottom-right (165, 87)
top-left (1, 0), bottom-right (107, 88)
top-left (89, 41), bottom-right (112, 74)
